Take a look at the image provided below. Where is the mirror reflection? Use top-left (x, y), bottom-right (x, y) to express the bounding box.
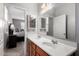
top-left (27, 15), bottom-right (36, 32)
top-left (37, 3), bottom-right (75, 42)
top-left (38, 15), bottom-right (66, 39)
top-left (4, 4), bottom-right (25, 56)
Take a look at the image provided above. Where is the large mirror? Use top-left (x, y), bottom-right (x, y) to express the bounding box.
top-left (40, 17), bottom-right (48, 32)
top-left (37, 3), bottom-right (75, 42)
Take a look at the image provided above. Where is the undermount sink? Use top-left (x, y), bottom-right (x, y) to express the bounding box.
top-left (42, 42), bottom-right (53, 46)
top-left (37, 35), bottom-right (59, 48)
top-left (42, 41), bottom-right (58, 48)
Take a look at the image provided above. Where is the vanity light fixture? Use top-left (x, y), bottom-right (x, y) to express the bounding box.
top-left (41, 3), bottom-right (46, 9)
top-left (41, 3), bottom-right (48, 14)
top-left (41, 3), bottom-right (55, 14)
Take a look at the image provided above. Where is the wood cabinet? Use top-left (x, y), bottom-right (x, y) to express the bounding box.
top-left (36, 46), bottom-right (48, 56)
top-left (27, 38), bottom-right (49, 56)
top-left (27, 38), bottom-right (30, 56)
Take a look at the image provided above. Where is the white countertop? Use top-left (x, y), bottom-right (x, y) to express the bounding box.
top-left (27, 32), bottom-right (77, 56)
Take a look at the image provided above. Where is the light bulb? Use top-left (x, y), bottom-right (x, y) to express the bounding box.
top-left (41, 3), bottom-right (46, 9)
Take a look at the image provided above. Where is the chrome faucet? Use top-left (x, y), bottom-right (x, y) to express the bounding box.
top-left (51, 40), bottom-right (58, 44)
top-left (38, 35), bottom-right (41, 38)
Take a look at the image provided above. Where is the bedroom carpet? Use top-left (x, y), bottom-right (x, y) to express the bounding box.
top-left (4, 42), bottom-right (24, 56)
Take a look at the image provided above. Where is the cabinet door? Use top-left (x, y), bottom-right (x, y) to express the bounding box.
top-left (30, 41), bottom-right (36, 56)
top-left (27, 39), bottom-right (49, 56)
top-left (31, 48), bottom-right (36, 56)
top-left (36, 46), bottom-right (48, 56)
top-left (36, 53), bottom-right (40, 56)
top-left (27, 39), bottom-right (30, 56)
top-left (31, 42), bottom-right (36, 49)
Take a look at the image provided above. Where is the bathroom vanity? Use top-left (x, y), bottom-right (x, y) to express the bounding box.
top-left (26, 32), bottom-right (77, 56)
top-left (26, 4), bottom-right (77, 56)
top-left (27, 38), bottom-right (49, 56)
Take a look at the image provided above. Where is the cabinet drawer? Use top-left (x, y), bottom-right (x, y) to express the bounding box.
top-left (36, 46), bottom-right (48, 56)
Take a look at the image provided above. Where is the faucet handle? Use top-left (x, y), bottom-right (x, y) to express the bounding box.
top-left (51, 40), bottom-right (58, 44)
top-left (38, 35), bottom-right (41, 38)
